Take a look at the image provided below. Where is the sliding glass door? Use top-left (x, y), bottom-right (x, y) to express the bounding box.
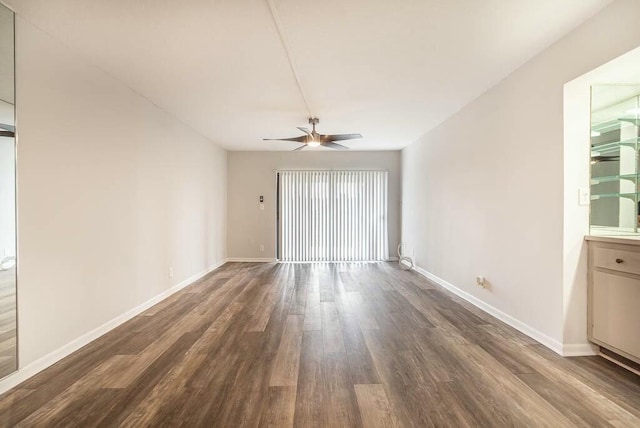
top-left (279, 170), bottom-right (388, 262)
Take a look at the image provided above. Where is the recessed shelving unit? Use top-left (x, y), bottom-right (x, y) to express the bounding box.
top-left (590, 88), bottom-right (640, 236)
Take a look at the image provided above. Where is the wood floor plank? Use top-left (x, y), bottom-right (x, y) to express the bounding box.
top-left (288, 286), bottom-right (307, 316)
top-left (119, 352), bottom-right (208, 427)
top-left (246, 282), bottom-right (280, 332)
top-left (361, 328), bottom-right (425, 427)
top-left (323, 351), bottom-right (364, 427)
top-left (0, 262), bottom-right (638, 427)
top-left (530, 345), bottom-right (640, 418)
top-left (354, 384), bottom-right (398, 428)
top-left (345, 292), bottom-right (379, 330)
top-left (517, 372), bottom-right (619, 428)
top-left (213, 332), bottom-right (273, 427)
top-left (321, 301), bottom-right (346, 355)
top-left (293, 330), bottom-right (324, 427)
top-left (303, 285), bottom-right (321, 331)
top-left (90, 332), bottom-right (202, 427)
top-left (270, 315), bottom-right (304, 386)
top-left (9, 352), bottom-right (125, 426)
top-left (445, 342), bottom-right (578, 427)
top-left (259, 386), bottom-right (297, 428)
top-left (340, 313), bottom-right (380, 384)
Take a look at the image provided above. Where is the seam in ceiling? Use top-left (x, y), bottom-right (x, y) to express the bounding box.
top-left (265, 0), bottom-right (314, 119)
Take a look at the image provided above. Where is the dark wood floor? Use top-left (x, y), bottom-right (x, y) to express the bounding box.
top-left (0, 262), bottom-right (639, 427)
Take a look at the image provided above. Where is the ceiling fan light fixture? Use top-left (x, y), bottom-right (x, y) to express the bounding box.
top-left (263, 118), bottom-right (361, 151)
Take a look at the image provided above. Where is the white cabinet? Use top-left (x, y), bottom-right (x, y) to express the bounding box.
top-left (588, 238), bottom-right (640, 365)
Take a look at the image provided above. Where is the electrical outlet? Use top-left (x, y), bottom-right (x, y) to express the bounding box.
top-left (169, 267), bottom-right (174, 279)
top-left (259, 245), bottom-right (265, 252)
top-left (476, 276), bottom-right (485, 288)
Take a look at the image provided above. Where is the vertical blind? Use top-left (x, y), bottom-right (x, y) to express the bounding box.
top-left (279, 170), bottom-right (388, 261)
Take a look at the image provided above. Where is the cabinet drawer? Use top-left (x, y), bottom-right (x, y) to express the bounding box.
top-left (592, 246), bottom-right (640, 275)
top-left (592, 271), bottom-right (640, 359)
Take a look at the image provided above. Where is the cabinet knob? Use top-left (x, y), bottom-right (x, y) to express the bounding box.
top-left (616, 258), bottom-right (624, 264)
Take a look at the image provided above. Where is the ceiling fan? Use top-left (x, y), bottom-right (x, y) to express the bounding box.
top-left (264, 118), bottom-right (362, 150)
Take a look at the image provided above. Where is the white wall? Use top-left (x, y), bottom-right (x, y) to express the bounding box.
top-left (227, 151), bottom-right (401, 260)
top-left (401, 0), bottom-right (640, 353)
top-left (15, 17), bottom-right (227, 367)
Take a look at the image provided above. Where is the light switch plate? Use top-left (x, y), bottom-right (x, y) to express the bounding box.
top-left (260, 203), bottom-right (265, 211)
top-left (578, 188), bottom-right (590, 206)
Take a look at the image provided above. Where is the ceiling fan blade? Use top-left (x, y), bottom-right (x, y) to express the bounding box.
top-left (321, 133), bottom-right (362, 142)
top-left (296, 127), bottom-right (312, 136)
top-left (293, 145), bottom-right (306, 151)
top-left (322, 142), bottom-right (349, 150)
top-left (0, 130), bottom-right (14, 138)
top-left (263, 135), bottom-right (307, 143)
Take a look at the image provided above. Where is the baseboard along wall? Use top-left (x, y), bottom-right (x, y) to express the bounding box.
top-left (226, 258), bottom-right (278, 263)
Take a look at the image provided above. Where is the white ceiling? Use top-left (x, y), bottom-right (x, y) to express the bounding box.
top-left (5, 0), bottom-right (613, 150)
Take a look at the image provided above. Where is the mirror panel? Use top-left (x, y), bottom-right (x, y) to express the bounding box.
top-left (0, 1), bottom-right (16, 379)
top-left (590, 85), bottom-right (640, 236)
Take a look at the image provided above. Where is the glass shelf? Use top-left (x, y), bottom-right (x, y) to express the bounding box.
top-left (619, 117), bottom-right (640, 126)
top-left (591, 192), bottom-right (639, 201)
top-left (591, 120), bottom-right (620, 134)
top-left (591, 137), bottom-right (640, 155)
top-left (592, 118), bottom-right (640, 133)
top-left (591, 174), bottom-right (639, 184)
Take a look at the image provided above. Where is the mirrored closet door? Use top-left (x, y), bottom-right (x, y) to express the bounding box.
top-left (0, 2), bottom-right (17, 378)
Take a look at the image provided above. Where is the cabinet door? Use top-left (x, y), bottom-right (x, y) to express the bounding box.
top-left (592, 271), bottom-right (640, 359)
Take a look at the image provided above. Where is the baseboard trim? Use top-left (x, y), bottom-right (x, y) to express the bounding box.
top-left (228, 258), bottom-right (397, 263)
top-left (563, 343), bottom-right (598, 357)
top-left (413, 265), bottom-right (565, 356)
top-left (0, 258), bottom-right (227, 395)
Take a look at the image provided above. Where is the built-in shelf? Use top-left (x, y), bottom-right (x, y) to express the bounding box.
top-left (591, 137), bottom-right (640, 156)
top-left (619, 117), bottom-right (640, 126)
top-left (592, 118), bottom-right (640, 133)
top-left (591, 174), bottom-right (639, 185)
top-left (591, 192), bottom-right (639, 201)
top-left (592, 119), bottom-right (624, 134)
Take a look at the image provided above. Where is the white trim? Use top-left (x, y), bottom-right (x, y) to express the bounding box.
top-left (563, 343), bottom-right (598, 357)
top-left (226, 258), bottom-right (277, 263)
top-left (274, 169), bottom-right (389, 173)
top-left (413, 265), bottom-right (565, 355)
top-left (0, 258), bottom-right (227, 394)
top-left (387, 256), bottom-right (399, 262)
